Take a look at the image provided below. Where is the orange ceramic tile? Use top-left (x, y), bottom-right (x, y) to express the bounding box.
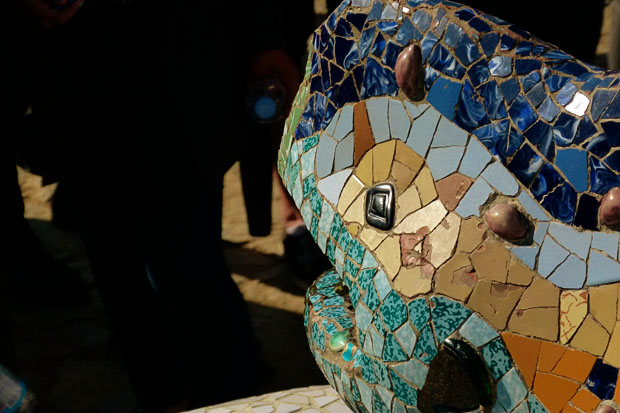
top-left (615, 373), bottom-right (620, 404)
top-left (353, 101), bottom-right (374, 165)
top-left (538, 341), bottom-right (567, 372)
top-left (533, 372), bottom-right (580, 413)
top-left (502, 332), bottom-right (541, 388)
top-left (561, 405), bottom-right (581, 413)
top-left (552, 348), bottom-right (597, 382)
top-left (570, 389), bottom-right (601, 412)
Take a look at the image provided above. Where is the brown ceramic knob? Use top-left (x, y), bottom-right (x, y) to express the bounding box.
top-left (600, 187), bottom-right (620, 226)
top-left (395, 44), bottom-right (423, 100)
top-left (595, 405), bottom-right (617, 413)
top-left (485, 204), bottom-right (527, 240)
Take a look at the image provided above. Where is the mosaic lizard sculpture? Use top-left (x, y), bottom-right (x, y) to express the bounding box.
top-left (277, 1), bottom-right (620, 412)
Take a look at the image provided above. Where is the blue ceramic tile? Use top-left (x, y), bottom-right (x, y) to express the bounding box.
top-left (590, 156), bottom-right (620, 195)
top-left (392, 359), bottom-right (428, 389)
top-left (346, 12), bottom-right (367, 31)
top-left (317, 168), bottom-right (352, 205)
top-left (541, 182), bottom-right (577, 223)
top-left (407, 107), bottom-right (441, 157)
top-left (389, 99), bottom-right (411, 142)
top-left (336, 75), bottom-right (361, 107)
top-left (592, 232), bottom-right (619, 259)
top-left (500, 78), bottom-right (520, 104)
top-left (383, 41), bottom-right (402, 67)
top-left (585, 134), bottom-right (612, 159)
top-left (421, 31), bottom-right (439, 63)
top-left (481, 33), bottom-right (499, 57)
top-left (455, 34), bottom-right (480, 66)
top-left (426, 146), bottom-right (466, 180)
top-left (454, 178), bottom-right (494, 217)
top-left (334, 134), bottom-right (354, 170)
top-left (527, 82), bottom-right (547, 108)
top-left (426, 77), bottom-right (463, 120)
top-left (509, 96), bottom-right (537, 132)
top-left (515, 41), bottom-right (533, 55)
top-left (544, 74), bottom-right (569, 93)
top-left (413, 324), bottom-right (437, 364)
top-left (431, 116), bottom-right (468, 147)
top-left (455, 80), bottom-right (490, 130)
top-left (396, 18), bottom-right (421, 46)
top-left (368, 1), bottom-right (384, 21)
top-left (469, 16), bottom-right (492, 32)
top-left (473, 120), bottom-right (509, 161)
top-left (538, 236), bottom-right (570, 278)
top-left (431, 296), bottom-right (471, 343)
top-left (553, 113), bottom-right (581, 147)
top-left (510, 246), bottom-right (538, 269)
top-left (390, 370), bottom-right (418, 406)
top-left (520, 71), bottom-right (540, 93)
top-left (515, 59), bottom-right (541, 75)
top-left (548, 254), bottom-right (586, 289)
top-left (413, 9), bottom-right (432, 31)
top-left (553, 61), bottom-right (589, 77)
top-left (459, 138), bottom-right (492, 178)
top-left (444, 22), bottom-right (463, 48)
top-left (538, 97), bottom-right (561, 122)
top-left (428, 44), bottom-right (466, 80)
top-left (361, 57), bottom-right (398, 99)
top-left (591, 89), bottom-right (617, 121)
top-left (489, 56), bottom-right (512, 77)
top-left (334, 105), bottom-right (354, 141)
top-left (380, 291), bottom-right (409, 331)
top-left (408, 298), bottom-right (430, 332)
top-left (496, 368), bottom-right (528, 411)
top-left (530, 163), bottom-right (563, 201)
top-left (482, 162), bottom-right (519, 196)
top-left (554, 148), bottom-right (588, 193)
top-left (533, 222), bottom-right (549, 245)
top-left (395, 322), bottom-right (417, 356)
top-left (500, 34), bottom-right (515, 51)
top-left (455, 8), bottom-right (476, 21)
top-left (556, 82), bottom-right (578, 105)
top-left (586, 359), bottom-right (618, 400)
top-left (479, 81), bottom-right (507, 120)
top-left (355, 302), bottom-right (373, 332)
top-left (507, 144), bottom-right (543, 187)
top-left (481, 339), bottom-right (512, 380)
top-left (404, 101), bottom-right (428, 120)
top-left (459, 314), bottom-right (499, 348)
top-left (587, 251), bottom-right (620, 286)
top-left (374, 270), bottom-right (391, 300)
top-left (378, 21), bottom-right (399, 37)
top-left (525, 121), bottom-right (554, 161)
top-left (548, 222), bottom-right (591, 260)
top-left (359, 27), bottom-right (377, 60)
top-left (424, 66), bottom-right (441, 92)
top-left (603, 91), bottom-right (620, 119)
top-left (367, 97), bottom-right (390, 142)
top-left (381, 3), bottom-right (398, 20)
top-left (468, 60), bottom-right (491, 87)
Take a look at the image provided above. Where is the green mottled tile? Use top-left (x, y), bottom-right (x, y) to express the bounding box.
top-left (310, 188), bottom-right (323, 216)
top-left (303, 134), bottom-right (320, 152)
top-left (528, 394), bottom-right (548, 413)
top-left (358, 268), bottom-right (377, 293)
top-left (327, 238), bottom-right (336, 263)
top-left (413, 324), bottom-right (438, 364)
top-left (301, 147), bottom-right (317, 180)
top-left (481, 338), bottom-right (513, 380)
top-left (338, 228), bottom-right (353, 252)
top-left (372, 358), bottom-right (392, 389)
top-left (372, 391), bottom-right (391, 413)
top-left (390, 370), bottom-right (418, 406)
top-left (359, 353), bottom-right (378, 384)
top-left (291, 175), bottom-right (304, 208)
top-left (319, 201), bottom-right (335, 234)
top-left (373, 313), bottom-right (388, 336)
top-left (331, 214), bottom-right (343, 239)
top-left (408, 298), bottom-right (430, 333)
top-left (350, 282), bottom-right (361, 308)
top-left (311, 216), bottom-right (319, 241)
top-left (303, 174), bottom-right (317, 198)
top-left (383, 333), bottom-right (409, 362)
top-left (300, 200), bottom-right (314, 227)
top-left (345, 257), bottom-right (359, 277)
top-left (348, 238), bottom-right (366, 265)
top-left (380, 291), bottom-right (409, 331)
top-left (430, 296), bottom-right (472, 343)
top-left (363, 283), bottom-right (381, 311)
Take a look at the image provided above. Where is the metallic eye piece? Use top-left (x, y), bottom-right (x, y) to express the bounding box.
top-left (366, 183), bottom-right (395, 230)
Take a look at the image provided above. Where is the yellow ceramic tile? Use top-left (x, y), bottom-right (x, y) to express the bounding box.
top-left (395, 185), bottom-right (422, 225)
top-left (414, 167), bottom-right (438, 206)
top-left (393, 266), bottom-right (432, 298)
top-left (508, 257), bottom-right (535, 286)
top-left (356, 151), bottom-right (374, 186)
top-left (391, 161), bottom-right (416, 193)
top-left (427, 213), bottom-right (461, 268)
top-left (434, 253), bottom-right (476, 301)
top-left (590, 284), bottom-right (619, 333)
top-left (508, 307), bottom-right (559, 341)
top-left (347, 223), bottom-right (361, 237)
top-left (456, 217), bottom-right (487, 253)
top-left (342, 193), bottom-right (366, 225)
top-left (559, 290), bottom-right (588, 344)
top-left (516, 277), bottom-right (560, 310)
top-left (470, 242), bottom-right (510, 283)
top-left (570, 316), bottom-right (610, 356)
top-left (394, 141), bottom-right (424, 176)
top-left (604, 321), bottom-right (620, 368)
top-left (394, 199), bottom-right (447, 235)
top-left (359, 226), bottom-right (388, 251)
top-left (337, 174), bottom-right (365, 215)
top-left (468, 279), bottom-right (524, 330)
top-left (372, 140), bottom-right (396, 183)
top-left (375, 235), bottom-right (402, 280)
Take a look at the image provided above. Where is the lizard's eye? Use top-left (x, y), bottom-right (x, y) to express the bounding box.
top-left (366, 183), bottom-right (396, 230)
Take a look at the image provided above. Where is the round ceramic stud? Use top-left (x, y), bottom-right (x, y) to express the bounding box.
top-left (600, 187), bottom-right (620, 226)
top-left (329, 331), bottom-right (351, 352)
top-left (595, 405), bottom-right (617, 413)
top-left (485, 204), bottom-right (527, 240)
top-left (395, 44), bottom-right (423, 100)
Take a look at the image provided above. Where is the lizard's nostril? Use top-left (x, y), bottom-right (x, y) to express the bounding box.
top-left (366, 183), bottom-right (396, 230)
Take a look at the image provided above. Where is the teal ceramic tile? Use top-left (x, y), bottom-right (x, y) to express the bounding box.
top-left (292, 173), bottom-right (304, 208)
top-left (393, 399), bottom-right (407, 413)
top-left (356, 376), bottom-right (374, 411)
top-left (374, 270), bottom-right (392, 300)
top-left (548, 222), bottom-right (591, 259)
top-left (592, 231), bottom-right (619, 259)
top-left (335, 245), bottom-right (345, 266)
top-left (301, 147), bottom-right (317, 179)
top-left (527, 393), bottom-right (548, 413)
top-left (310, 189), bottom-right (323, 216)
top-left (383, 333), bottom-right (409, 361)
top-left (327, 238), bottom-right (336, 263)
top-left (372, 358), bottom-right (392, 389)
top-left (334, 105), bottom-right (354, 141)
top-left (496, 368), bottom-right (527, 411)
top-left (319, 201), bottom-right (336, 235)
top-left (355, 303), bottom-right (373, 332)
top-left (407, 107), bottom-right (441, 157)
top-left (395, 322), bottom-right (417, 356)
top-left (390, 369), bottom-right (419, 406)
top-left (517, 191), bottom-right (550, 221)
top-left (389, 99), bottom-right (412, 142)
top-left (454, 178), bottom-right (494, 218)
top-left (413, 324), bottom-right (438, 364)
top-left (481, 339), bottom-right (512, 380)
top-left (431, 116), bottom-right (469, 148)
top-left (481, 162), bottom-right (519, 196)
top-left (331, 214), bottom-right (344, 239)
top-left (376, 387), bottom-right (395, 413)
top-left (303, 174), bottom-right (317, 198)
top-left (548, 254), bottom-right (586, 289)
top-left (373, 313), bottom-right (388, 336)
top-left (372, 390), bottom-right (391, 413)
top-left (458, 314), bottom-right (499, 347)
top-left (334, 133), bottom-right (355, 171)
top-left (316, 135), bottom-right (338, 178)
top-left (367, 97), bottom-right (391, 143)
top-left (430, 296), bottom-right (472, 343)
top-left (349, 239), bottom-right (366, 265)
top-left (318, 229), bottom-right (328, 252)
top-left (339, 227), bottom-right (354, 253)
top-left (380, 291), bottom-right (409, 331)
top-left (392, 358), bottom-right (429, 389)
top-left (350, 280), bottom-right (360, 307)
top-left (303, 134), bottom-right (320, 151)
top-left (345, 257), bottom-right (360, 278)
top-left (511, 400), bottom-right (529, 413)
top-left (538, 236), bottom-right (570, 277)
top-left (408, 298), bottom-right (430, 332)
top-left (301, 199), bottom-right (315, 227)
top-left (362, 251), bottom-right (378, 269)
top-left (358, 268), bottom-right (377, 293)
top-left (290, 137), bottom-right (301, 163)
top-left (426, 146), bottom-right (466, 180)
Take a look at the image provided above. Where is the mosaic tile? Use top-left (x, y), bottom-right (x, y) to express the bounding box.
top-left (375, 236), bottom-right (401, 279)
top-left (394, 322), bottom-right (417, 356)
top-left (481, 339), bottom-right (512, 380)
top-left (393, 267), bottom-right (432, 298)
top-left (459, 314), bottom-right (499, 348)
top-left (548, 255), bottom-right (586, 289)
top-left (502, 333), bottom-right (541, 388)
top-left (605, 321), bottom-right (620, 367)
top-left (406, 107), bottom-right (441, 157)
top-left (537, 237), bottom-right (570, 278)
top-left (559, 290), bottom-right (588, 344)
top-left (508, 307), bottom-right (559, 342)
top-left (379, 290), bottom-right (408, 331)
top-left (425, 146), bottom-right (465, 181)
top-left (588, 251), bottom-right (620, 286)
top-left (481, 162), bottom-right (519, 196)
top-left (570, 316), bottom-right (610, 356)
top-left (413, 167), bottom-right (437, 207)
top-left (589, 284), bottom-right (618, 333)
top-left (388, 100), bottom-right (411, 142)
top-left (586, 359), bottom-right (619, 400)
top-left (413, 323), bottom-right (437, 364)
top-left (469, 280), bottom-right (524, 330)
top-left (394, 199), bottom-right (447, 235)
top-left (317, 135), bottom-right (338, 178)
top-left (373, 140), bottom-right (396, 182)
top-left (533, 372), bottom-right (580, 413)
top-left (334, 134), bottom-right (355, 171)
top-left (471, 242), bottom-right (511, 283)
top-left (496, 368), bottom-right (528, 411)
top-left (454, 178), bottom-right (494, 218)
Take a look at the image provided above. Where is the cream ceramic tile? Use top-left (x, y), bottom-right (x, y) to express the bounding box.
top-left (456, 217), bottom-right (487, 253)
top-left (394, 140), bottom-right (424, 176)
top-left (393, 266), bottom-right (432, 298)
top-left (356, 151), bottom-right (373, 186)
top-left (516, 277), bottom-right (560, 310)
top-left (468, 279), bottom-right (524, 330)
top-left (359, 226), bottom-right (389, 250)
top-left (372, 140), bottom-right (396, 183)
top-left (391, 161), bottom-right (416, 193)
top-left (507, 258), bottom-right (535, 286)
top-left (427, 213), bottom-right (461, 268)
top-left (342, 193), bottom-right (366, 225)
top-left (559, 290), bottom-right (588, 344)
top-left (590, 284), bottom-right (619, 333)
top-left (394, 199), bottom-right (447, 234)
top-left (508, 307), bottom-right (559, 341)
top-left (570, 316), bottom-right (610, 356)
top-left (375, 235), bottom-right (402, 280)
top-left (395, 185), bottom-right (422, 225)
top-left (604, 321), bottom-right (620, 368)
top-left (414, 167), bottom-right (437, 206)
top-left (470, 242), bottom-right (511, 283)
top-left (337, 175), bottom-right (365, 215)
top-left (434, 253), bottom-right (476, 301)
